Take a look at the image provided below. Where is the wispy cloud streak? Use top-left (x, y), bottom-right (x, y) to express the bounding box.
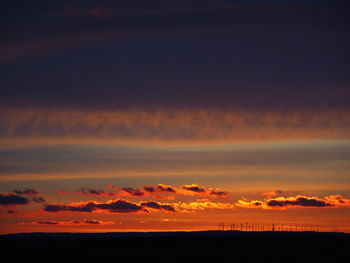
top-left (19, 219), bottom-right (115, 225)
top-left (1, 108), bottom-right (349, 145)
top-left (74, 184), bottom-right (228, 199)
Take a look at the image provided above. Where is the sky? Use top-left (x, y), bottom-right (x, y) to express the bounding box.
top-left (1, 0), bottom-right (350, 234)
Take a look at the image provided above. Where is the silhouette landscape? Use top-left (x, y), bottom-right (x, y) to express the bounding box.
top-left (2, 230), bottom-right (349, 262)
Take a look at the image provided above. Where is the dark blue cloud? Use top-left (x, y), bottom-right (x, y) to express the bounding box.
top-left (0, 193), bottom-right (30, 205)
top-left (36, 221), bottom-right (59, 225)
top-left (77, 188), bottom-right (113, 196)
top-left (182, 185), bottom-right (205, 193)
top-left (44, 199), bottom-right (144, 213)
top-left (140, 201), bottom-right (176, 212)
top-left (267, 197), bottom-right (333, 207)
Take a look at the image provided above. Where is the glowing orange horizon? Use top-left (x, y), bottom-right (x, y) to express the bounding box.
top-left (2, 185), bottom-right (350, 234)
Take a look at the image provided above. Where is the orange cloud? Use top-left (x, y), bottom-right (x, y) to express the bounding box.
top-left (236, 195), bottom-right (350, 209)
top-left (236, 200), bottom-right (264, 208)
top-left (43, 198), bottom-right (236, 214)
top-left (262, 190), bottom-right (284, 198)
top-left (325, 195), bottom-right (350, 206)
top-left (174, 201), bottom-right (235, 212)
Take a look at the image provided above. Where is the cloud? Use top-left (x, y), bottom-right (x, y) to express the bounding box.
top-left (19, 220), bottom-right (115, 225)
top-left (1, 108), bottom-right (349, 145)
top-left (0, 193), bottom-right (30, 205)
top-left (209, 190), bottom-right (229, 198)
top-left (11, 189), bottom-right (46, 203)
top-left (142, 186), bottom-right (156, 193)
top-left (44, 188), bottom-right (349, 215)
top-left (77, 188), bottom-right (116, 197)
top-left (140, 201), bottom-right (177, 212)
top-left (236, 195), bottom-right (350, 209)
top-left (262, 190), bottom-right (284, 198)
top-left (76, 185), bottom-right (176, 199)
top-left (154, 184), bottom-right (177, 193)
top-left (43, 197), bottom-right (236, 214)
top-left (106, 185), bottom-right (177, 200)
top-left (5, 209), bottom-right (18, 214)
top-left (76, 184), bottom-right (177, 199)
top-left (75, 184), bottom-right (227, 199)
top-left (0, 209), bottom-right (19, 215)
top-left (44, 199), bottom-right (144, 213)
top-left (82, 219), bottom-right (104, 225)
top-left (175, 201), bottom-right (235, 211)
top-left (13, 188), bottom-right (39, 195)
top-left (31, 196), bottom-right (46, 203)
top-left (182, 184), bottom-right (206, 193)
top-left (325, 195), bottom-right (350, 206)
top-left (33, 221), bottom-right (59, 225)
top-left (44, 204), bottom-right (87, 212)
top-left (236, 200), bottom-right (264, 208)
top-left (141, 200), bottom-right (235, 213)
top-left (266, 196), bottom-right (333, 208)
top-left (180, 184), bottom-right (228, 198)
top-left (119, 187), bottom-right (145, 197)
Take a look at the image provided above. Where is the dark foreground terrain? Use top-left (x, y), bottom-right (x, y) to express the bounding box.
top-left (1, 231), bottom-right (349, 263)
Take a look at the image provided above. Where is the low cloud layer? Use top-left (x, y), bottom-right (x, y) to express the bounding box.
top-left (140, 201), bottom-right (177, 212)
top-left (74, 184), bottom-right (228, 199)
top-left (236, 195), bottom-right (350, 209)
top-left (43, 198), bottom-right (235, 214)
top-left (13, 188), bottom-right (39, 195)
top-left (180, 184), bottom-right (228, 198)
top-left (1, 108), bottom-right (349, 145)
top-left (44, 199), bottom-right (145, 213)
top-left (267, 197), bottom-right (332, 208)
top-left (77, 188), bottom-right (116, 197)
top-left (19, 219), bottom-right (115, 226)
top-left (9, 189), bottom-right (46, 204)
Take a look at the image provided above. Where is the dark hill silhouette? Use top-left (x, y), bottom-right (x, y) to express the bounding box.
top-left (1, 231), bottom-right (349, 263)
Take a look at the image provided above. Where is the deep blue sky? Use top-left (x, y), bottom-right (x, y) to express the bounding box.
top-left (1, 0), bottom-right (349, 110)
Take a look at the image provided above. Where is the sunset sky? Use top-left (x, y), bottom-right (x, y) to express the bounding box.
top-left (1, 0), bottom-right (350, 234)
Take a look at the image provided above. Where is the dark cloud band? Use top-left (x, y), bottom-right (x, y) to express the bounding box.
top-left (0, 194), bottom-right (30, 205)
